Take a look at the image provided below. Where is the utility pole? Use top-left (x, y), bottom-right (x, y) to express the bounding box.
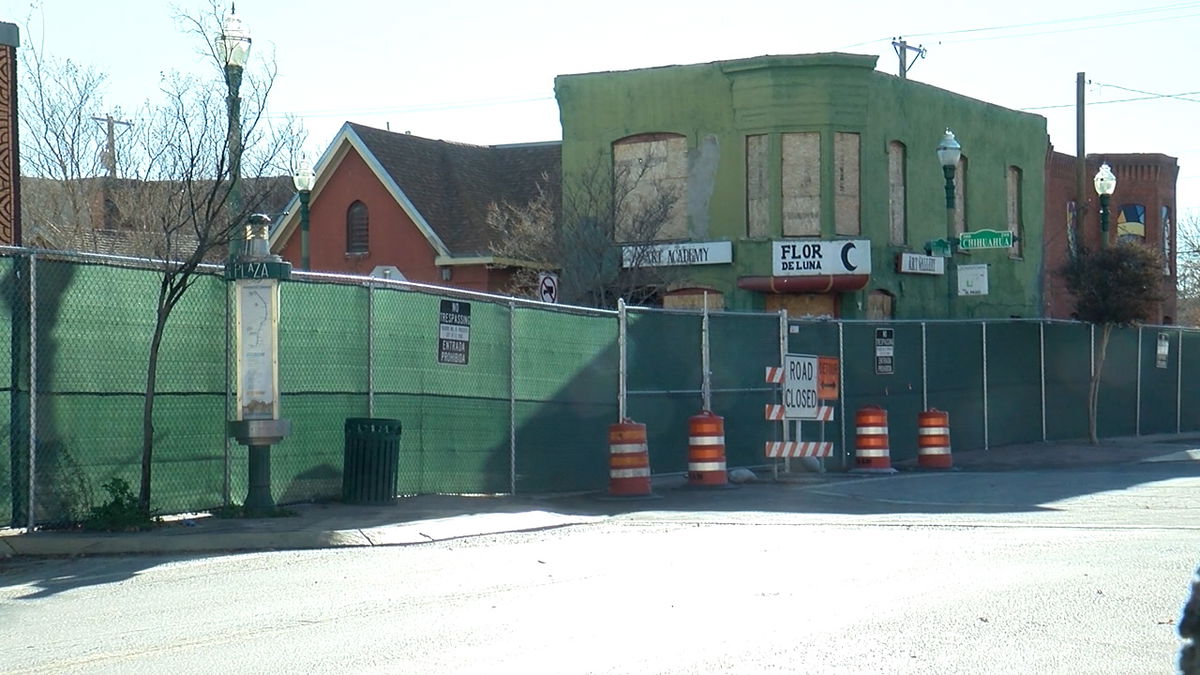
top-left (91, 114), bottom-right (132, 178)
top-left (1075, 73), bottom-right (1086, 246)
top-left (91, 114), bottom-right (132, 230)
top-left (892, 38), bottom-right (926, 79)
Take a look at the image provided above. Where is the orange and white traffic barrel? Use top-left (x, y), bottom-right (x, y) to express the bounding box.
top-left (607, 420), bottom-right (653, 497)
top-left (687, 410), bottom-right (728, 487)
top-left (917, 409), bottom-right (953, 469)
top-left (852, 405), bottom-right (897, 474)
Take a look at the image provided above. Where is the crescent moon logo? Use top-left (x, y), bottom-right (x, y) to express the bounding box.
top-left (841, 242), bottom-right (857, 272)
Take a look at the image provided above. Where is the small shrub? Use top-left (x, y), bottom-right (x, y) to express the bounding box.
top-left (81, 478), bottom-right (156, 532)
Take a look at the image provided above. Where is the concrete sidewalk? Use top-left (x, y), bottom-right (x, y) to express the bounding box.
top-left (3, 433), bottom-right (1198, 559)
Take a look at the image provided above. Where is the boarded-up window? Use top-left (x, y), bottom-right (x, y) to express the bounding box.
top-left (954, 156), bottom-right (968, 235)
top-left (888, 141), bottom-right (906, 245)
top-left (1007, 166), bottom-right (1023, 258)
top-left (613, 134), bottom-right (688, 243)
top-left (663, 289), bottom-right (725, 311)
top-left (746, 134), bottom-right (769, 238)
top-left (834, 132), bottom-right (860, 236)
top-left (866, 289), bottom-right (895, 320)
top-left (782, 132), bottom-right (820, 236)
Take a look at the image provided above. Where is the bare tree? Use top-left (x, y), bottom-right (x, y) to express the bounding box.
top-left (1061, 242), bottom-right (1165, 444)
top-left (103, 2), bottom-right (301, 514)
top-left (1176, 214), bottom-right (1200, 326)
top-left (17, 39), bottom-right (125, 245)
top-left (488, 151), bottom-right (682, 308)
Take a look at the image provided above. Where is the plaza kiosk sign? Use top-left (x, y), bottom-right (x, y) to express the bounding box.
top-left (772, 240), bottom-right (871, 276)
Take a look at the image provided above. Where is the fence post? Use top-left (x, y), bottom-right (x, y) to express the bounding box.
top-left (223, 278), bottom-right (232, 507)
top-left (367, 281), bottom-right (375, 418)
top-left (701, 293), bottom-right (711, 411)
top-left (26, 252), bottom-right (36, 530)
top-left (618, 298), bottom-right (627, 421)
top-left (921, 322), bottom-right (928, 411)
top-left (1178, 328), bottom-right (1184, 434)
top-left (982, 321), bottom-right (989, 450)
top-left (509, 300), bottom-right (517, 495)
top-left (778, 309), bottom-right (788, 476)
top-left (838, 320), bottom-right (847, 470)
top-left (1039, 321), bottom-right (1047, 442)
top-left (1136, 326), bottom-right (1143, 436)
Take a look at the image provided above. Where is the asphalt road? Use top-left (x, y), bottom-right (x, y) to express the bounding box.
top-left (4, 464), bottom-right (1200, 674)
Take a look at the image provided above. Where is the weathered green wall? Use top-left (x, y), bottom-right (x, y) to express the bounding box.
top-left (556, 53), bottom-right (1047, 318)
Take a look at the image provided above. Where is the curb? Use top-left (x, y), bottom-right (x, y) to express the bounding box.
top-left (0, 511), bottom-right (604, 557)
top-left (1141, 449), bottom-right (1200, 463)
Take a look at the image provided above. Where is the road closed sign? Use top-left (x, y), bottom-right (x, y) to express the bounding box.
top-left (783, 354), bottom-right (819, 420)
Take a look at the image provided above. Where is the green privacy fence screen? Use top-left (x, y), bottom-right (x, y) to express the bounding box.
top-left (5, 248), bottom-right (1197, 526)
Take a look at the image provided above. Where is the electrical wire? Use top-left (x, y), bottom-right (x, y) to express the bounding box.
top-left (839, 1), bottom-right (1200, 49)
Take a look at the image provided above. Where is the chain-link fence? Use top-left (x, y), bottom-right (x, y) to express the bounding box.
top-left (4, 246), bottom-right (1198, 528)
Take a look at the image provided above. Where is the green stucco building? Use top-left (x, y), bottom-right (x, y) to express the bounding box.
top-left (555, 53), bottom-right (1048, 318)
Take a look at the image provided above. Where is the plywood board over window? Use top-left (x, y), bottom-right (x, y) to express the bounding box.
top-left (834, 132), bottom-right (860, 236)
top-left (1007, 166), bottom-right (1023, 258)
top-left (746, 134), bottom-right (769, 238)
top-left (613, 134), bottom-right (689, 243)
top-left (765, 293), bottom-right (836, 319)
top-left (888, 141), bottom-right (906, 245)
top-left (782, 132), bottom-right (820, 237)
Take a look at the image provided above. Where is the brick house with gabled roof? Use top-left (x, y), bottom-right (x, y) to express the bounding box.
top-left (270, 122), bottom-right (559, 292)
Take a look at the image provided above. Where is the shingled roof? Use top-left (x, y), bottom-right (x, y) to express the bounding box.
top-left (275, 122), bottom-right (560, 259)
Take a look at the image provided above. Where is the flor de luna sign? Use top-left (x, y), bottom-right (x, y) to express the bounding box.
top-left (772, 240), bottom-right (871, 276)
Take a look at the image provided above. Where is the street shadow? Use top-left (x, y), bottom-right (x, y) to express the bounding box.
top-left (0, 552), bottom-right (214, 600)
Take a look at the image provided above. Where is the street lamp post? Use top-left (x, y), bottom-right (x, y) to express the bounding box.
top-left (292, 158), bottom-right (315, 271)
top-left (936, 128), bottom-right (962, 318)
top-left (218, 5), bottom-right (251, 266)
top-left (1094, 162), bottom-right (1117, 248)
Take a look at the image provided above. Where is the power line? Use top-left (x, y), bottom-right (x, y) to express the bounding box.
top-left (838, 2), bottom-right (1200, 49)
top-left (1022, 90), bottom-right (1200, 111)
top-left (267, 94), bottom-right (555, 120)
top-left (937, 11), bottom-right (1200, 44)
top-left (1089, 81), bottom-right (1200, 104)
top-left (907, 1), bottom-right (1200, 39)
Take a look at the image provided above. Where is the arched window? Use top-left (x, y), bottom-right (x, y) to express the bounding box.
top-left (347, 201), bottom-right (369, 254)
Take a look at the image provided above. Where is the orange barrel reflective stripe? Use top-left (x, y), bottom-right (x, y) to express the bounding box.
top-left (852, 405), bottom-right (896, 473)
top-left (917, 409), bottom-right (953, 469)
top-left (607, 420), bottom-right (652, 497)
top-left (687, 410), bottom-right (727, 487)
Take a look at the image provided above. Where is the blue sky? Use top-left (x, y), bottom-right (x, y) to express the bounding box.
top-left (5, 0), bottom-right (1199, 221)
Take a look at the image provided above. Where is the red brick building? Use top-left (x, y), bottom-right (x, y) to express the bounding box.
top-left (1043, 148), bottom-right (1178, 322)
top-left (270, 123), bottom-right (559, 294)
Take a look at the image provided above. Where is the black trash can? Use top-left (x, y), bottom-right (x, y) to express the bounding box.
top-left (342, 418), bottom-right (402, 505)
